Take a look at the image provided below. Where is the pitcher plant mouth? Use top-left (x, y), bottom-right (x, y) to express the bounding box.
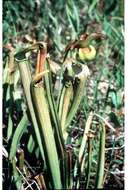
top-left (15, 42), bottom-right (47, 60)
top-left (15, 42), bottom-right (48, 84)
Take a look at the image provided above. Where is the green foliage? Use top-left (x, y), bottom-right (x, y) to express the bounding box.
top-left (3, 0), bottom-right (124, 189)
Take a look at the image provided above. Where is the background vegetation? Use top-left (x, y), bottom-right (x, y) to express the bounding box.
top-left (3, 0), bottom-right (124, 189)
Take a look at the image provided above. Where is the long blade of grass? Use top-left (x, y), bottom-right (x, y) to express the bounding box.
top-left (95, 124), bottom-right (105, 188)
top-left (78, 111), bottom-right (94, 164)
top-left (9, 114), bottom-right (29, 161)
top-left (4, 51), bottom-right (15, 140)
top-left (66, 0), bottom-right (79, 38)
top-left (75, 111), bottom-right (94, 189)
top-left (7, 113), bottom-right (13, 140)
top-left (9, 114), bottom-right (28, 189)
top-left (27, 135), bottom-right (35, 154)
top-left (86, 138), bottom-right (92, 189)
top-left (88, 0), bottom-right (99, 17)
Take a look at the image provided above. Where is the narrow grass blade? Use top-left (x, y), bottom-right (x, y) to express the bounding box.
top-left (58, 86), bottom-right (67, 120)
top-left (88, 0), bottom-right (98, 17)
top-left (86, 138), bottom-right (92, 189)
top-left (3, 57), bottom-right (9, 84)
top-left (27, 135), bottom-right (35, 154)
top-left (9, 114), bottom-right (28, 189)
top-left (78, 111), bottom-right (94, 164)
top-left (75, 112), bottom-right (93, 188)
top-left (9, 114), bottom-right (29, 161)
top-left (7, 113), bottom-right (13, 140)
top-left (95, 124), bottom-right (105, 188)
top-left (66, 0), bottom-right (79, 38)
top-left (3, 51), bottom-right (15, 140)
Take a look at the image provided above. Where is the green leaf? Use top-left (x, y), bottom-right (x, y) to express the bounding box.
top-left (30, 83), bottom-right (62, 189)
top-left (44, 59), bottom-right (65, 157)
top-left (66, 65), bottom-right (90, 127)
top-left (66, 0), bottom-right (79, 38)
top-left (95, 125), bottom-right (105, 188)
top-left (27, 135), bottom-right (35, 154)
top-left (16, 57), bottom-right (46, 165)
top-left (9, 114), bottom-right (29, 161)
top-left (7, 114), bottom-right (13, 140)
